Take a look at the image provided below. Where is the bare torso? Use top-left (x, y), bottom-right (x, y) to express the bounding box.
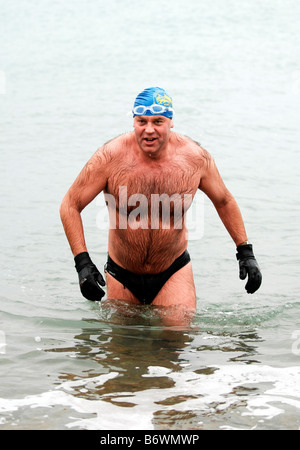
top-left (60, 119), bottom-right (249, 312)
top-left (104, 131), bottom-right (206, 273)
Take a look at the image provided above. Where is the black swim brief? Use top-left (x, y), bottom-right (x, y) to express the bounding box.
top-left (104, 250), bottom-right (191, 305)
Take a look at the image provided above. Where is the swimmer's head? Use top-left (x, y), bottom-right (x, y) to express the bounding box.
top-left (133, 87), bottom-right (173, 119)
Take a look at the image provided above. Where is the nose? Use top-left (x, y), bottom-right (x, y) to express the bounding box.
top-left (145, 122), bottom-right (155, 134)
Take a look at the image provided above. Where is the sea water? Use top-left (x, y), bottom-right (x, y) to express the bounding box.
top-left (0, 0), bottom-right (300, 430)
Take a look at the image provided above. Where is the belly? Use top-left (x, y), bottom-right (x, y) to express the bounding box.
top-left (108, 227), bottom-right (187, 274)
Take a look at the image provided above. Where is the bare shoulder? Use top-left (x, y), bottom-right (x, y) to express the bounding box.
top-left (76, 133), bottom-right (132, 183)
top-left (99, 132), bottom-right (134, 160)
top-left (172, 132), bottom-right (212, 167)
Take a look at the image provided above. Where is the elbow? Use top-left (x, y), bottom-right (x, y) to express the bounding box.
top-left (59, 197), bottom-right (67, 223)
top-left (59, 193), bottom-right (81, 223)
top-left (59, 193), bottom-right (72, 222)
top-left (213, 190), bottom-right (234, 210)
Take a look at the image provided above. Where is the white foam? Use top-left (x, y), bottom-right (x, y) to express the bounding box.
top-left (1, 365), bottom-right (300, 429)
top-left (55, 372), bottom-right (118, 392)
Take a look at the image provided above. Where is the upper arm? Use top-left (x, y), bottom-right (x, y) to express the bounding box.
top-left (64, 145), bottom-right (110, 212)
top-left (198, 150), bottom-right (232, 208)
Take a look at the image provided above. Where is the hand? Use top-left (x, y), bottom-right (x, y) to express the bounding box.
top-left (74, 252), bottom-right (105, 301)
top-left (236, 244), bottom-right (262, 294)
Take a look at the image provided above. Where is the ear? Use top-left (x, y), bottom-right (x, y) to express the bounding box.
top-left (170, 119), bottom-right (174, 129)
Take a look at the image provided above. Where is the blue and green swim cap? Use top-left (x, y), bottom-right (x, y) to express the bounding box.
top-left (133, 87), bottom-right (173, 119)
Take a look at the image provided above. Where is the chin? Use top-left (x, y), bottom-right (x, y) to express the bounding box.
top-left (143, 147), bottom-right (160, 157)
top-left (144, 140), bottom-right (163, 151)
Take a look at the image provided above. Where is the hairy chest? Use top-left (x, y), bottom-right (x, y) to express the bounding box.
top-left (107, 160), bottom-right (199, 202)
top-left (104, 156), bottom-right (202, 231)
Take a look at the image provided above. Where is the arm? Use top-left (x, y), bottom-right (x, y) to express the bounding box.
top-left (199, 151), bottom-right (262, 294)
top-left (199, 154), bottom-right (247, 246)
top-left (60, 147), bottom-right (109, 256)
top-left (60, 146), bottom-right (110, 301)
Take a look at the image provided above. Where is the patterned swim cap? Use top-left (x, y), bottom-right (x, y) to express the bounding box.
top-left (133, 87), bottom-right (173, 119)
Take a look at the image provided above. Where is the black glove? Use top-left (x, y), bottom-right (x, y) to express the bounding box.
top-left (236, 244), bottom-right (262, 294)
top-left (74, 252), bottom-right (105, 301)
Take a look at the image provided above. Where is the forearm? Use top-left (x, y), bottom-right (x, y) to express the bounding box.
top-left (60, 193), bottom-right (106, 302)
top-left (215, 195), bottom-right (248, 247)
top-left (60, 197), bottom-right (88, 257)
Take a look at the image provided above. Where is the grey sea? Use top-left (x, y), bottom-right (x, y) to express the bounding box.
top-left (1, 0), bottom-right (300, 431)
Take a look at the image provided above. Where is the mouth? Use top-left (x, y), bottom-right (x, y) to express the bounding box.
top-left (144, 137), bottom-right (157, 144)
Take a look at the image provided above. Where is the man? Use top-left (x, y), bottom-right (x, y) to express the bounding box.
top-left (60, 87), bottom-right (262, 309)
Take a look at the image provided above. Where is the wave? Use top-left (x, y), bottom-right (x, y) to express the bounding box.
top-left (1, 364), bottom-right (300, 430)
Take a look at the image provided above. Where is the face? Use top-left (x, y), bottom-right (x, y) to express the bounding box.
top-left (133, 115), bottom-right (174, 157)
